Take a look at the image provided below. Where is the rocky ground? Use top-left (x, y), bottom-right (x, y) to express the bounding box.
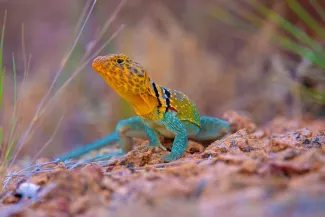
top-left (1, 111), bottom-right (325, 217)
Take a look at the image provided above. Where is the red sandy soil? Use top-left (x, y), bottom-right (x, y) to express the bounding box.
top-left (1, 111), bottom-right (325, 217)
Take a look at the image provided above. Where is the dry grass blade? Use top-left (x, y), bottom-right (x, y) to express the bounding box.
top-left (31, 116), bottom-right (64, 163)
top-left (34, 24), bottom-right (125, 121)
top-left (14, 2), bottom-right (126, 158)
top-left (81, 0), bottom-right (128, 61)
top-left (9, 0), bottom-right (98, 168)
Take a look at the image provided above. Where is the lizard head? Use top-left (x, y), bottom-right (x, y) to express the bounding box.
top-left (92, 54), bottom-right (160, 115)
top-left (92, 54), bottom-right (150, 95)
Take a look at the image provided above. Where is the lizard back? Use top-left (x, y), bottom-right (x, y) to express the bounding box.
top-left (148, 80), bottom-right (201, 127)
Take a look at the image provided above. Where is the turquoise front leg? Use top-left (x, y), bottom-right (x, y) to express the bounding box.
top-left (144, 125), bottom-right (160, 147)
top-left (145, 125), bottom-right (167, 150)
top-left (115, 116), bottom-right (148, 152)
top-left (190, 116), bottom-right (230, 142)
top-left (161, 112), bottom-right (189, 162)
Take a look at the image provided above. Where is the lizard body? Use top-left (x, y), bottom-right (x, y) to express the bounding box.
top-left (58, 54), bottom-right (230, 162)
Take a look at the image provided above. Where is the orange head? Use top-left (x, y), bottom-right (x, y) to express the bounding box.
top-left (92, 54), bottom-right (159, 115)
top-left (92, 54), bottom-right (150, 96)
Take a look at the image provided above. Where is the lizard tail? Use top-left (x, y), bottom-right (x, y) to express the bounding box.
top-left (56, 131), bottom-right (119, 161)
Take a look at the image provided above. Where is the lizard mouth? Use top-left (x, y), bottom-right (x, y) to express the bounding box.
top-left (92, 56), bottom-right (105, 71)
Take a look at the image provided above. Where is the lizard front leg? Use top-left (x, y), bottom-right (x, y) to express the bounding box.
top-left (144, 125), bottom-right (167, 151)
top-left (116, 116), bottom-right (148, 152)
top-left (117, 117), bottom-right (166, 152)
top-left (161, 112), bottom-right (189, 162)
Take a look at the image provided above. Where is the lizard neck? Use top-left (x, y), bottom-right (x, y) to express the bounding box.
top-left (127, 92), bottom-right (159, 116)
top-left (125, 79), bottom-right (169, 118)
top-left (100, 72), bottom-right (158, 116)
top-left (111, 83), bottom-right (159, 117)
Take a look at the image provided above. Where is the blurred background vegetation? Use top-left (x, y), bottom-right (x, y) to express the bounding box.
top-left (0, 0), bottom-right (324, 162)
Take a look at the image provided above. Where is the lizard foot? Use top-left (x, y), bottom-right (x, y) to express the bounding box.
top-left (163, 153), bottom-right (181, 162)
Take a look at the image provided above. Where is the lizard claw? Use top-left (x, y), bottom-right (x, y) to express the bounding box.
top-left (158, 144), bottom-right (167, 151)
top-left (148, 143), bottom-right (167, 151)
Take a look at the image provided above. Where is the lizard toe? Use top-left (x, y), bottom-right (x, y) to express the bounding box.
top-left (163, 153), bottom-right (181, 162)
top-left (148, 143), bottom-right (167, 151)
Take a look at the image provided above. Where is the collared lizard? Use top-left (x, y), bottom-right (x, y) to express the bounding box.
top-left (58, 54), bottom-right (230, 162)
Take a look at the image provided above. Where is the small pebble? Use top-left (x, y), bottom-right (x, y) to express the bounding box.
top-left (16, 182), bottom-right (40, 198)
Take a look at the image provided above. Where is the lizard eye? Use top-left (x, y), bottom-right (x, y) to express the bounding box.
top-left (117, 58), bottom-right (124, 64)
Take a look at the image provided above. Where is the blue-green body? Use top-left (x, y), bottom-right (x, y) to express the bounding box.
top-left (58, 114), bottom-right (230, 162)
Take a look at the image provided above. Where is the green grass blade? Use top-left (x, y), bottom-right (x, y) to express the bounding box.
top-left (0, 128), bottom-right (2, 147)
top-left (215, 1), bottom-right (325, 67)
top-left (286, 0), bottom-right (325, 40)
top-left (249, 0), bottom-right (325, 68)
top-left (309, 0), bottom-right (325, 24)
top-left (274, 35), bottom-right (314, 59)
top-left (0, 69), bottom-right (3, 112)
top-left (0, 11), bottom-right (6, 154)
top-left (0, 11), bottom-right (5, 69)
top-left (6, 53), bottom-right (18, 160)
top-left (301, 87), bottom-right (325, 105)
top-left (0, 11), bottom-right (6, 183)
top-left (0, 11), bottom-right (6, 110)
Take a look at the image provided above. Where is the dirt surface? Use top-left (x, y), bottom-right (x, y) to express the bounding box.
top-left (1, 111), bottom-right (325, 217)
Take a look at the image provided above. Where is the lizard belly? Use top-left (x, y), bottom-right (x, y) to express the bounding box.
top-left (155, 126), bottom-right (175, 138)
top-left (142, 119), bottom-right (175, 138)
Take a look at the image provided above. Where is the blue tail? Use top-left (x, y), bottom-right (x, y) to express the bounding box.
top-left (57, 131), bottom-right (119, 161)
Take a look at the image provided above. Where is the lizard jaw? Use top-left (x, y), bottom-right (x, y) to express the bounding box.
top-left (92, 56), bottom-right (105, 71)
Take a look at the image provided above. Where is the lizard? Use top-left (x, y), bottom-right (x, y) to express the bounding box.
top-left (58, 54), bottom-right (230, 162)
